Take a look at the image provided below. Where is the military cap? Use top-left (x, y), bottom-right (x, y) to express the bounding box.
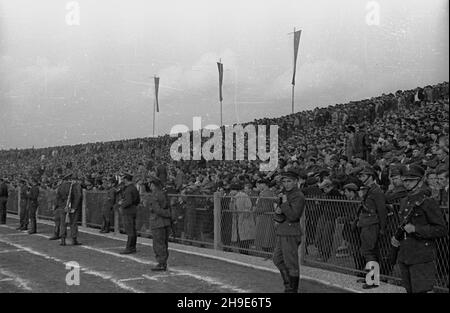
top-left (403, 164), bottom-right (425, 180)
top-left (343, 183), bottom-right (358, 192)
top-left (280, 169), bottom-right (299, 180)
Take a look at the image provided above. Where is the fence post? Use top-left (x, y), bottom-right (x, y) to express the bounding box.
top-left (213, 192), bottom-right (222, 251)
top-left (82, 189), bottom-right (87, 227)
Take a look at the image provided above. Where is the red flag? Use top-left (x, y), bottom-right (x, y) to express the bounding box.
top-left (217, 62), bottom-right (224, 102)
top-left (292, 30), bottom-right (302, 86)
top-left (154, 76), bottom-right (160, 112)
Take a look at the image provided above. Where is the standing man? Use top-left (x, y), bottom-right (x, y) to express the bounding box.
top-left (55, 173), bottom-right (83, 246)
top-left (100, 177), bottom-right (115, 233)
top-left (148, 176), bottom-right (172, 271)
top-left (0, 177), bottom-right (8, 224)
top-left (273, 169), bottom-right (305, 293)
top-left (119, 173), bottom-right (140, 254)
top-left (27, 178), bottom-right (40, 234)
top-left (17, 179), bottom-right (29, 231)
top-left (356, 166), bottom-right (387, 289)
top-left (391, 164), bottom-right (447, 293)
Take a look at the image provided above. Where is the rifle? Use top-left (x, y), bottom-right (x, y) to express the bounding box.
top-left (64, 182), bottom-right (74, 225)
top-left (389, 198), bottom-right (424, 265)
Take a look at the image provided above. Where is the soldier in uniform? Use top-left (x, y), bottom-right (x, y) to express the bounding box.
top-left (100, 177), bottom-right (116, 233)
top-left (273, 169), bottom-right (305, 293)
top-left (119, 173), bottom-right (140, 254)
top-left (17, 179), bottom-right (29, 231)
top-left (27, 178), bottom-right (40, 234)
top-left (54, 173), bottom-right (83, 246)
top-left (382, 164), bottom-right (409, 276)
top-left (148, 176), bottom-right (172, 271)
top-left (391, 164), bottom-right (447, 293)
top-left (0, 177), bottom-right (8, 224)
top-left (356, 166), bottom-right (387, 289)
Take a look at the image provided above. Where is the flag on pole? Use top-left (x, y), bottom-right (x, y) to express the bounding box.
top-left (154, 76), bottom-right (160, 112)
top-left (292, 30), bottom-right (302, 86)
top-left (217, 62), bottom-right (224, 102)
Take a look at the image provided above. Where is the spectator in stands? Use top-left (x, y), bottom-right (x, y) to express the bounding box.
top-left (231, 183), bottom-right (256, 254)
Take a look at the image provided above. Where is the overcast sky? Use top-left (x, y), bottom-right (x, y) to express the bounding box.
top-left (0, 0), bottom-right (448, 149)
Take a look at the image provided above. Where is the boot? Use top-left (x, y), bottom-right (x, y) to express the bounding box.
top-left (28, 230), bottom-right (37, 234)
top-left (72, 238), bottom-right (82, 246)
top-left (60, 238), bottom-right (66, 246)
top-left (119, 249), bottom-right (136, 255)
top-left (49, 235), bottom-right (60, 240)
top-left (289, 276), bottom-right (299, 293)
top-left (151, 263), bottom-right (167, 271)
top-left (279, 268), bottom-right (293, 293)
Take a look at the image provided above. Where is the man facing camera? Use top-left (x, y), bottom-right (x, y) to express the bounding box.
top-left (273, 169), bottom-right (305, 293)
top-left (119, 173), bottom-right (140, 254)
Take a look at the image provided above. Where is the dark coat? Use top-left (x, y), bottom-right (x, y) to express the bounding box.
top-left (275, 187), bottom-right (305, 236)
top-left (398, 188), bottom-right (447, 265)
top-left (147, 189), bottom-right (171, 229)
top-left (357, 183), bottom-right (387, 231)
top-left (120, 184), bottom-right (140, 214)
top-left (56, 181), bottom-right (82, 211)
top-left (0, 182), bottom-right (8, 199)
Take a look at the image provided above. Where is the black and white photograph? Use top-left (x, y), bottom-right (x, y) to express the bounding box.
top-left (0, 0), bottom-right (448, 299)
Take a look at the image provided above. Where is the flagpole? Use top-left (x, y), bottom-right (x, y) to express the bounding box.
top-left (219, 58), bottom-right (223, 126)
top-left (292, 27), bottom-right (295, 114)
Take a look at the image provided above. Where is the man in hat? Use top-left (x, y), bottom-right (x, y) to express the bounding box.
top-left (0, 177), bottom-right (8, 224)
top-left (27, 178), bottom-right (40, 234)
top-left (17, 179), bottom-right (30, 231)
top-left (148, 176), bottom-right (172, 271)
top-left (54, 173), bottom-right (83, 246)
top-left (391, 164), bottom-right (447, 293)
top-left (273, 169), bottom-right (305, 293)
top-left (356, 166), bottom-right (387, 289)
top-left (119, 173), bottom-right (140, 254)
top-left (385, 164), bottom-right (408, 204)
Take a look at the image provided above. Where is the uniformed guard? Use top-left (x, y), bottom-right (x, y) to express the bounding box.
top-left (356, 166), bottom-right (387, 289)
top-left (0, 177), bottom-right (8, 224)
top-left (119, 173), bottom-right (140, 254)
top-left (273, 169), bottom-right (305, 293)
top-left (148, 176), bottom-right (172, 271)
top-left (100, 177), bottom-right (116, 233)
top-left (55, 173), bottom-right (83, 246)
top-left (382, 164), bottom-right (409, 275)
top-left (17, 179), bottom-right (30, 231)
top-left (27, 178), bottom-right (40, 234)
top-left (391, 164), bottom-right (447, 293)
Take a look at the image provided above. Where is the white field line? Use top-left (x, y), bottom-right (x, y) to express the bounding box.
top-left (0, 249), bottom-right (24, 254)
top-left (0, 236), bottom-right (144, 293)
top-left (0, 268), bottom-right (33, 291)
top-left (80, 245), bottom-right (251, 293)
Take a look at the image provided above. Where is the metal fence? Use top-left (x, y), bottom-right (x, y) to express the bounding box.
top-left (6, 187), bottom-right (449, 292)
